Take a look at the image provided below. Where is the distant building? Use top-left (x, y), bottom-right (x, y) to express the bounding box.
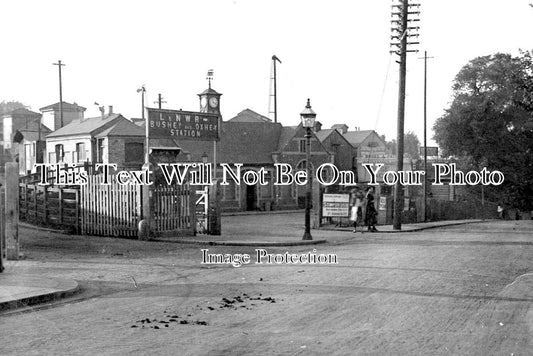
top-left (14, 118), bottom-right (51, 175)
top-left (173, 107), bottom-right (334, 212)
top-left (45, 107), bottom-right (145, 171)
top-left (39, 101), bottom-right (86, 131)
top-left (342, 129), bottom-right (387, 159)
top-left (314, 124), bottom-right (356, 172)
top-left (1, 108), bottom-right (42, 154)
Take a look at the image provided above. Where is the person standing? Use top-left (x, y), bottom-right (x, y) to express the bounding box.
top-left (365, 186), bottom-right (378, 232)
top-left (349, 188), bottom-right (364, 233)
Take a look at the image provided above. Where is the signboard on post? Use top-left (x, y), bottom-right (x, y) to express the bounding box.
top-left (322, 194), bottom-right (350, 217)
top-left (146, 107), bottom-right (219, 141)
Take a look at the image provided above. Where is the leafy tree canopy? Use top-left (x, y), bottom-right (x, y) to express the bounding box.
top-left (0, 100), bottom-right (27, 115)
top-left (383, 131), bottom-right (421, 159)
top-left (433, 52), bottom-right (533, 210)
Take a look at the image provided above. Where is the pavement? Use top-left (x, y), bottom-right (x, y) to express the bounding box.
top-left (160, 217), bottom-right (485, 246)
top-left (0, 273), bottom-right (79, 312)
top-left (2, 217), bottom-right (484, 313)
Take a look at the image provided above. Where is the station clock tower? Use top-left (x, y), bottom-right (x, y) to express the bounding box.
top-left (198, 70), bottom-right (222, 115)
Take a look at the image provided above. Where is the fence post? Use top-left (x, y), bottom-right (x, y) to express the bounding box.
top-left (5, 163), bottom-right (19, 260)
top-left (0, 189), bottom-right (5, 272)
top-left (208, 180), bottom-right (221, 235)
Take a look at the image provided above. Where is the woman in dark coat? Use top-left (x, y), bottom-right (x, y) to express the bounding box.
top-left (364, 186), bottom-right (378, 232)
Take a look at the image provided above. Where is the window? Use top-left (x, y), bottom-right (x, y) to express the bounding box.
top-left (125, 142), bottom-right (144, 163)
top-left (76, 143), bottom-right (86, 162)
top-left (299, 139), bottom-right (307, 153)
top-left (97, 139), bottom-right (104, 163)
top-left (55, 144), bottom-right (64, 163)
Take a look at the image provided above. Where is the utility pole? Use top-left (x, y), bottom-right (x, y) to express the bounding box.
top-left (269, 55), bottom-right (282, 123)
top-left (137, 85), bottom-right (146, 119)
top-left (418, 51), bottom-right (433, 222)
top-left (52, 60), bottom-right (65, 128)
top-left (390, 0), bottom-right (420, 230)
top-left (154, 93), bottom-right (166, 109)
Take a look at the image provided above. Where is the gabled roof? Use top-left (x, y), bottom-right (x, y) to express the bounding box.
top-left (314, 129), bottom-right (335, 142)
top-left (343, 130), bottom-right (378, 147)
top-left (315, 128), bottom-right (354, 148)
top-left (276, 126), bottom-right (297, 152)
top-left (46, 114), bottom-right (123, 138)
top-left (95, 119), bottom-right (145, 137)
top-left (39, 101), bottom-right (86, 112)
top-left (14, 118), bottom-right (52, 142)
top-left (228, 109), bottom-right (272, 123)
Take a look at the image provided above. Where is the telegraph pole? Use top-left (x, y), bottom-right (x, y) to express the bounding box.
top-left (154, 93), bottom-right (166, 109)
top-left (52, 60), bottom-right (65, 128)
top-left (390, 0), bottom-right (420, 230)
top-left (419, 51), bottom-right (434, 222)
top-left (269, 55), bottom-right (282, 123)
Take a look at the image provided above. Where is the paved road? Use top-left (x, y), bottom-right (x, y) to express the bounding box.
top-left (1, 219), bottom-right (532, 355)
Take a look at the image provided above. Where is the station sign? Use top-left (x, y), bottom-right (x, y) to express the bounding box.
top-left (146, 108), bottom-right (219, 141)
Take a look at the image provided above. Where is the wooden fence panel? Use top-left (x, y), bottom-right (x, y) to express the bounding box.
top-left (20, 175), bottom-right (194, 238)
top-left (80, 175), bottom-right (141, 237)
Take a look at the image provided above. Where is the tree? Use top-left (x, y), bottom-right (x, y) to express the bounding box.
top-left (404, 131), bottom-right (420, 160)
top-left (0, 100), bottom-right (26, 115)
top-left (383, 131), bottom-right (421, 159)
top-left (433, 52), bottom-right (533, 210)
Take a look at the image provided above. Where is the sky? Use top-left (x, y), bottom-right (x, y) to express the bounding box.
top-left (2, 0), bottom-right (533, 147)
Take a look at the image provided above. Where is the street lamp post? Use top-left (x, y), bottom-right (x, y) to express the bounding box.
top-left (300, 99), bottom-right (316, 241)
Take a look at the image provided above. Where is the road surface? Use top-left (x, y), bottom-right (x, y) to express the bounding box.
top-left (1, 218), bottom-right (532, 355)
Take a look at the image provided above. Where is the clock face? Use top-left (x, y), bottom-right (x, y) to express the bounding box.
top-left (209, 97), bottom-right (219, 108)
top-left (200, 96), bottom-right (207, 107)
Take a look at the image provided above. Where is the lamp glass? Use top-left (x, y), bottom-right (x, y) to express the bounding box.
top-left (301, 115), bottom-right (316, 128)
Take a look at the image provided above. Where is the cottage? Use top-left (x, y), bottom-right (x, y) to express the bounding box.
top-left (45, 108), bottom-right (145, 171)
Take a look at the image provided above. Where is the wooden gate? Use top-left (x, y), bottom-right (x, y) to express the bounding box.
top-left (151, 183), bottom-right (195, 236)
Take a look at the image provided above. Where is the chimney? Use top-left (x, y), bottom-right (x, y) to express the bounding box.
top-left (108, 105), bottom-right (113, 115)
top-left (99, 106), bottom-right (105, 119)
top-left (314, 121), bottom-right (322, 132)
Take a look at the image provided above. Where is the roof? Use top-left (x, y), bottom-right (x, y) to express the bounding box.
top-left (46, 113), bottom-right (123, 138)
top-left (95, 119), bottom-right (145, 137)
top-left (13, 118), bottom-right (52, 142)
top-left (197, 87), bottom-right (222, 96)
top-left (228, 109), bottom-right (272, 123)
top-left (39, 101), bottom-right (86, 112)
top-left (177, 121), bottom-right (283, 164)
top-left (314, 129), bottom-right (334, 142)
top-left (343, 130), bottom-right (376, 147)
top-left (276, 126), bottom-right (297, 152)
